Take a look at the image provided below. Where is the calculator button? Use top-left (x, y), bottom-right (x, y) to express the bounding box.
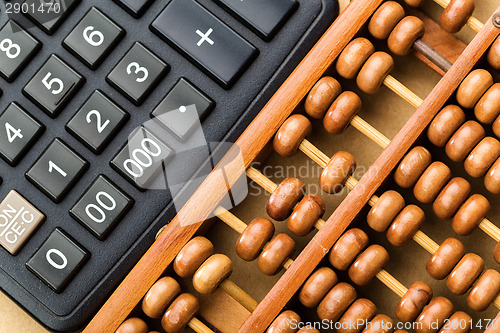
top-left (66, 91), bottom-right (129, 154)
top-left (0, 103), bottom-right (45, 166)
top-left (151, 0), bottom-right (258, 89)
top-left (26, 228), bottom-right (88, 293)
top-left (0, 20), bottom-right (41, 82)
top-left (0, 190), bottom-right (45, 255)
top-left (23, 55), bottom-right (85, 118)
top-left (111, 127), bottom-right (174, 190)
top-left (26, 139), bottom-right (88, 203)
top-left (24, 0), bottom-right (80, 35)
top-left (70, 175), bottom-right (133, 240)
top-left (151, 78), bottom-right (214, 141)
top-left (214, 0), bottom-right (298, 41)
top-left (63, 7), bottom-right (125, 69)
top-left (113, 0), bottom-right (154, 18)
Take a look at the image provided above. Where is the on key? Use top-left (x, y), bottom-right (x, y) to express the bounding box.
top-left (151, 0), bottom-right (258, 89)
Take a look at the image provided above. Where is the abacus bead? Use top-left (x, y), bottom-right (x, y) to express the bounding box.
top-left (162, 293), bottom-right (200, 333)
top-left (288, 195), bottom-right (325, 236)
top-left (467, 269), bottom-right (500, 311)
top-left (267, 310), bottom-right (301, 333)
top-left (488, 37), bottom-right (500, 70)
top-left (452, 194), bottom-right (490, 235)
top-left (388, 16), bottom-right (425, 56)
top-left (474, 83), bottom-right (500, 124)
top-left (464, 137), bottom-right (500, 178)
top-left (367, 190), bottom-right (405, 232)
top-left (317, 282), bottom-right (357, 321)
top-left (274, 115), bottom-right (312, 157)
top-left (337, 38), bottom-right (375, 80)
top-left (446, 253), bottom-right (484, 295)
top-left (414, 162), bottom-right (451, 204)
top-left (174, 236), bottom-right (213, 278)
top-left (323, 91), bottom-right (362, 135)
top-left (338, 299), bottom-right (377, 333)
top-left (320, 151), bottom-right (356, 194)
top-left (395, 331), bottom-right (409, 333)
top-left (439, 0), bottom-right (475, 33)
top-left (485, 158), bottom-right (500, 194)
top-left (236, 217), bottom-right (275, 261)
top-left (396, 281), bottom-right (433, 323)
top-left (116, 318), bottom-right (148, 333)
top-left (193, 254), bottom-right (233, 294)
top-left (258, 233), bottom-right (296, 276)
top-left (426, 238), bottom-right (465, 280)
top-left (445, 121), bottom-right (485, 162)
top-left (362, 314), bottom-right (394, 333)
top-left (299, 267), bottom-right (338, 308)
top-left (404, 0), bottom-right (425, 7)
top-left (494, 115), bottom-right (500, 137)
top-left (433, 178), bottom-right (471, 220)
top-left (348, 244), bottom-right (389, 286)
top-left (368, 1), bottom-right (405, 40)
top-left (394, 146), bottom-right (432, 188)
top-left (305, 77), bottom-right (342, 119)
top-left (495, 242), bottom-right (500, 264)
top-left (330, 228), bottom-right (369, 271)
top-left (357, 52), bottom-right (394, 95)
top-left (387, 205), bottom-right (425, 246)
top-left (415, 297), bottom-right (454, 333)
top-left (267, 177), bottom-right (305, 221)
top-left (142, 277), bottom-right (181, 319)
top-left (456, 69), bottom-right (493, 109)
top-left (428, 105), bottom-right (466, 147)
top-left (439, 312), bottom-right (472, 333)
top-left (298, 328), bottom-right (319, 333)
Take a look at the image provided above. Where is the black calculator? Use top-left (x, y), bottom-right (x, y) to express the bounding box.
top-left (0, 0), bottom-right (338, 330)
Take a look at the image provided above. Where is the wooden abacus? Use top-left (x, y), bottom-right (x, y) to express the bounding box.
top-left (82, 0), bottom-right (500, 332)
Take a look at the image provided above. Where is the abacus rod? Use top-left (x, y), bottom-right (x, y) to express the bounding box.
top-left (219, 279), bottom-right (259, 312)
top-left (188, 317), bottom-right (215, 333)
top-left (383, 75), bottom-right (423, 109)
top-left (479, 219), bottom-right (500, 243)
top-left (376, 270), bottom-right (407, 298)
top-left (413, 39), bottom-right (453, 73)
top-left (433, 0), bottom-right (484, 33)
top-left (351, 116), bottom-right (390, 149)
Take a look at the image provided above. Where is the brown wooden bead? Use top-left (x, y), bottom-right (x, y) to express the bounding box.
top-left (162, 293), bottom-right (200, 333)
top-left (452, 194), bottom-right (490, 235)
top-left (414, 162), bottom-right (451, 204)
top-left (142, 277), bottom-right (181, 319)
top-left (495, 242), bottom-right (500, 264)
top-left (446, 253), bottom-right (484, 295)
top-left (403, 0), bottom-right (425, 7)
top-left (494, 114), bottom-right (500, 138)
top-left (362, 314), bottom-right (394, 333)
top-left (357, 52), bottom-right (394, 95)
top-left (369, 1), bottom-right (405, 40)
top-left (488, 37), bottom-right (500, 70)
top-left (439, 0), bottom-right (475, 33)
top-left (330, 228), bottom-right (369, 271)
top-left (274, 115), bottom-right (312, 157)
top-left (298, 328), bottom-right (320, 333)
top-left (116, 318), bottom-right (148, 333)
top-left (336, 38), bottom-right (375, 80)
top-left (319, 151), bottom-right (356, 194)
top-left (338, 299), bottom-right (377, 333)
top-left (267, 310), bottom-right (301, 333)
top-left (464, 137), bottom-right (500, 178)
top-left (267, 177), bottom-right (305, 221)
top-left (305, 77), bottom-right (342, 119)
top-left (174, 236), bottom-right (213, 278)
top-left (415, 297), bottom-right (454, 333)
top-left (474, 83), bottom-right (500, 124)
top-left (388, 16), bottom-right (425, 56)
top-left (457, 69), bottom-right (493, 109)
top-left (485, 157), bottom-right (500, 194)
top-left (299, 267), bottom-right (338, 308)
top-left (467, 269), bottom-right (500, 312)
top-left (236, 217), bottom-right (275, 261)
top-left (348, 244), bottom-right (389, 286)
top-left (445, 121), bottom-right (485, 162)
top-left (258, 234), bottom-right (296, 276)
top-left (317, 282), bottom-right (357, 321)
top-left (288, 195), bottom-right (325, 236)
top-left (433, 178), bottom-right (471, 220)
top-left (323, 91), bottom-right (362, 135)
top-left (387, 205), bottom-right (425, 246)
top-left (426, 238), bottom-right (465, 280)
top-left (438, 312), bottom-right (472, 333)
top-left (394, 146), bottom-right (432, 188)
top-left (394, 331), bottom-right (410, 333)
top-left (367, 190), bottom-right (405, 232)
top-left (428, 105), bottom-right (466, 147)
top-left (193, 254), bottom-right (232, 294)
top-left (396, 281), bottom-right (433, 323)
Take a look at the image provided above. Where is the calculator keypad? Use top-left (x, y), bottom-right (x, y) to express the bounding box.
top-left (63, 7), bottom-right (125, 69)
top-left (23, 55), bottom-right (85, 118)
top-left (23, 0), bottom-right (81, 35)
top-left (26, 139), bottom-right (88, 203)
top-left (113, 0), bottom-right (154, 18)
